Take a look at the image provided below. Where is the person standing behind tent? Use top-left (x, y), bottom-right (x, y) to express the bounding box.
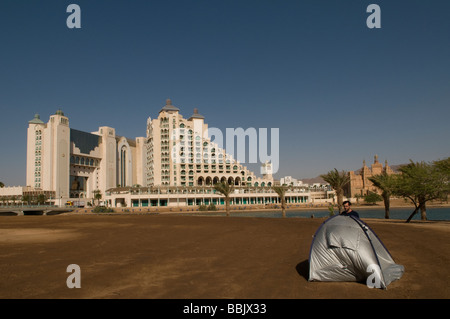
top-left (340, 201), bottom-right (360, 218)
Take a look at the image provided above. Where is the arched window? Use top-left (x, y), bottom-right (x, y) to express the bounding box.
top-left (121, 145), bottom-right (127, 186)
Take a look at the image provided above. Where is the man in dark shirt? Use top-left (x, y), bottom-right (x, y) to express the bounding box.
top-left (340, 200), bottom-right (360, 218)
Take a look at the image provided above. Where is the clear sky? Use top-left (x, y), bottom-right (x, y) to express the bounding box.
top-left (1, 0), bottom-right (450, 186)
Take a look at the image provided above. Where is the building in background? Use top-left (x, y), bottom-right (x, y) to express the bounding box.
top-left (23, 99), bottom-right (274, 206)
top-left (145, 99), bottom-right (274, 188)
top-left (345, 155), bottom-right (396, 198)
top-left (280, 176), bottom-right (303, 186)
top-left (26, 110), bottom-right (145, 205)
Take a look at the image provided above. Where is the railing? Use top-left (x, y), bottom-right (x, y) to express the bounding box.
top-left (0, 204), bottom-right (59, 209)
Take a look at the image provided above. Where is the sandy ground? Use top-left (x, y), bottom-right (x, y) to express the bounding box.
top-left (0, 214), bottom-right (449, 299)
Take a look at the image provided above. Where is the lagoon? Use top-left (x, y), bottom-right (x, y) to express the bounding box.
top-left (188, 207), bottom-right (450, 221)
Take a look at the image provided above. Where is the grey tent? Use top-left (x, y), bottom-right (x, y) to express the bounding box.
top-left (308, 215), bottom-right (404, 289)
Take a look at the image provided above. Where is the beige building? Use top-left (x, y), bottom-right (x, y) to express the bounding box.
top-left (345, 155), bottom-right (396, 198)
top-left (145, 99), bottom-right (273, 188)
top-left (25, 99), bottom-right (274, 206)
top-left (26, 110), bottom-right (145, 205)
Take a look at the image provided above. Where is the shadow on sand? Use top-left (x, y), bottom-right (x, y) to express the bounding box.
top-left (295, 260), bottom-right (309, 280)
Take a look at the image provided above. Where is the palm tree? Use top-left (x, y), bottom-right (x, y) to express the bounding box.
top-left (272, 185), bottom-right (288, 218)
top-left (22, 194), bottom-right (31, 206)
top-left (37, 194), bottom-right (47, 205)
top-left (369, 172), bottom-right (396, 219)
top-left (93, 189), bottom-right (102, 206)
top-left (214, 182), bottom-right (234, 216)
top-left (320, 168), bottom-right (350, 213)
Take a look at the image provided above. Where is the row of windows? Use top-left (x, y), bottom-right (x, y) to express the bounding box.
top-left (70, 156), bottom-right (99, 167)
top-left (175, 164), bottom-right (240, 170)
top-left (34, 132), bottom-right (42, 182)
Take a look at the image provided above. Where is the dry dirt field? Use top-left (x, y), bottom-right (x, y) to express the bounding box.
top-left (0, 214), bottom-right (449, 299)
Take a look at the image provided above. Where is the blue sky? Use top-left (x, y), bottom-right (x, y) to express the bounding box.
top-left (1, 0), bottom-right (450, 186)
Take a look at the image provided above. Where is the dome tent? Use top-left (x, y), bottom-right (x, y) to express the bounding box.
top-left (308, 215), bottom-right (404, 289)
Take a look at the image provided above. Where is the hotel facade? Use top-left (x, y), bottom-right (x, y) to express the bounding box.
top-left (23, 99), bottom-right (315, 207)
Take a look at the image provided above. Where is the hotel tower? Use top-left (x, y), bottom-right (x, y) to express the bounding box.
top-left (26, 99), bottom-right (274, 205)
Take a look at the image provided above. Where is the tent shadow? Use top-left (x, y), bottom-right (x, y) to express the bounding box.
top-left (295, 260), bottom-right (309, 280)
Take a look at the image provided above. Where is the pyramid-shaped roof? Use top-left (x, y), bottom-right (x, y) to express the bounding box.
top-left (29, 114), bottom-right (45, 124)
top-left (159, 99), bottom-right (180, 113)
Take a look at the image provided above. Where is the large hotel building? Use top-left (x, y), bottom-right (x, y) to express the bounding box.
top-left (23, 99), bottom-right (310, 207)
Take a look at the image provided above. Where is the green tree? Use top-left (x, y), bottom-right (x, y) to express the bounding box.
top-left (393, 160), bottom-right (449, 222)
top-left (272, 185), bottom-right (288, 218)
top-left (364, 191), bottom-right (383, 205)
top-left (0, 181), bottom-right (4, 188)
top-left (327, 204), bottom-right (335, 216)
top-left (433, 157), bottom-right (450, 176)
top-left (22, 195), bottom-right (31, 205)
top-left (434, 157), bottom-right (450, 203)
top-left (369, 172), bottom-right (397, 219)
top-left (37, 194), bottom-right (47, 205)
top-left (320, 169), bottom-right (350, 213)
top-left (93, 189), bottom-right (102, 206)
top-left (214, 182), bottom-right (234, 217)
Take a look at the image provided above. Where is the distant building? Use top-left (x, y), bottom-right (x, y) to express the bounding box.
top-left (26, 110), bottom-right (142, 203)
top-left (25, 99), bottom-right (274, 205)
top-left (280, 176), bottom-right (303, 186)
top-left (144, 99), bottom-right (273, 188)
top-left (345, 155), bottom-right (396, 198)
